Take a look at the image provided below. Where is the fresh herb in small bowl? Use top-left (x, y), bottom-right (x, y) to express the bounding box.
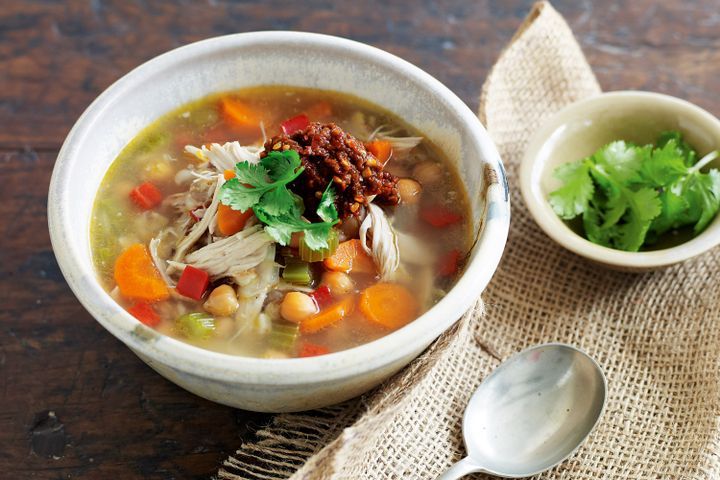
top-left (549, 131), bottom-right (720, 252)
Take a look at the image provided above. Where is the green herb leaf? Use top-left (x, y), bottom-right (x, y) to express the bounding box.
top-left (220, 149), bottom-right (340, 251)
top-left (593, 141), bottom-right (648, 185)
top-left (549, 131), bottom-right (716, 252)
top-left (219, 178), bottom-right (266, 212)
top-left (548, 160), bottom-right (594, 219)
top-left (316, 183), bottom-right (339, 223)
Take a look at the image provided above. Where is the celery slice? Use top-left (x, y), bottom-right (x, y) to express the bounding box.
top-left (268, 321), bottom-right (300, 351)
top-left (177, 312), bottom-right (215, 340)
top-left (299, 229), bottom-right (339, 262)
top-left (282, 260), bottom-right (312, 285)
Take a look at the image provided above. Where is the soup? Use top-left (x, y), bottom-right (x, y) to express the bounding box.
top-left (91, 86), bottom-right (471, 358)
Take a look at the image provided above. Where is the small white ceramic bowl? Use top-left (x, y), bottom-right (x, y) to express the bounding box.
top-left (521, 91), bottom-right (720, 271)
top-left (48, 32), bottom-right (509, 412)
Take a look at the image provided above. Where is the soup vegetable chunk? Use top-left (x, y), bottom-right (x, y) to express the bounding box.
top-left (91, 87), bottom-right (471, 358)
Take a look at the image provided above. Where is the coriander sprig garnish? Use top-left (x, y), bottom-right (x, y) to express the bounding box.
top-left (549, 131), bottom-right (720, 252)
top-left (219, 150), bottom-right (339, 251)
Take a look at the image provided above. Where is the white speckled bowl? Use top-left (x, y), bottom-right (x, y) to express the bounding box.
top-left (521, 91), bottom-right (720, 271)
top-left (48, 32), bottom-right (509, 412)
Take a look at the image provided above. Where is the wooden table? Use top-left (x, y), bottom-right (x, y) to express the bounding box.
top-left (2, 1), bottom-right (718, 478)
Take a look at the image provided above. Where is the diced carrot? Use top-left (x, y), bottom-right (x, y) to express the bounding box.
top-left (299, 343), bottom-right (331, 357)
top-left (438, 249), bottom-right (461, 277)
top-left (114, 244), bottom-right (170, 302)
top-left (359, 283), bottom-right (419, 330)
top-left (217, 204), bottom-right (253, 236)
top-left (223, 169), bottom-right (236, 180)
top-left (128, 302), bottom-right (160, 327)
top-left (366, 140), bottom-right (393, 165)
top-left (323, 239), bottom-right (376, 274)
top-left (129, 182), bottom-right (163, 210)
top-left (219, 97), bottom-right (261, 132)
top-left (420, 205), bottom-right (462, 227)
top-left (176, 265), bottom-right (210, 300)
top-left (300, 296), bottom-right (356, 334)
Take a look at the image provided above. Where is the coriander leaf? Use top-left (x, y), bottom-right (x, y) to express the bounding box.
top-left (640, 140), bottom-right (689, 187)
top-left (261, 150), bottom-right (303, 183)
top-left (682, 169), bottom-right (720, 233)
top-left (583, 206), bottom-right (615, 248)
top-left (261, 185), bottom-right (297, 216)
top-left (649, 188), bottom-right (689, 236)
top-left (613, 187), bottom-right (662, 252)
top-left (219, 178), bottom-right (265, 212)
top-left (593, 141), bottom-right (649, 185)
top-left (234, 161), bottom-right (272, 188)
top-left (303, 223), bottom-right (335, 251)
top-left (657, 131), bottom-right (697, 166)
top-left (316, 183), bottom-right (339, 223)
top-left (548, 160), bottom-right (594, 219)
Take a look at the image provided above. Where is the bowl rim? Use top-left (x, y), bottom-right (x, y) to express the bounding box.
top-left (520, 90), bottom-right (720, 269)
top-left (48, 31), bottom-right (510, 385)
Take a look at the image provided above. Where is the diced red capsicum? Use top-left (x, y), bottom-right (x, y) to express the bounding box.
top-left (438, 249), bottom-right (461, 277)
top-left (128, 302), bottom-right (161, 327)
top-left (129, 182), bottom-right (163, 210)
top-left (420, 206), bottom-right (462, 227)
top-left (280, 114), bottom-right (310, 135)
top-left (309, 285), bottom-right (333, 309)
top-left (176, 265), bottom-right (210, 300)
top-left (299, 343), bottom-right (331, 357)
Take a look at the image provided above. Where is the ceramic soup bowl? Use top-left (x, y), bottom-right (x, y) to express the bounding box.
top-left (48, 32), bottom-right (509, 412)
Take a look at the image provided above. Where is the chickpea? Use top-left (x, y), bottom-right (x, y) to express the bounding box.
top-left (145, 159), bottom-right (173, 182)
top-left (203, 284), bottom-right (239, 317)
top-left (322, 271), bottom-right (355, 296)
top-left (397, 178), bottom-right (422, 205)
top-left (412, 161), bottom-right (443, 186)
top-left (281, 291), bottom-right (318, 324)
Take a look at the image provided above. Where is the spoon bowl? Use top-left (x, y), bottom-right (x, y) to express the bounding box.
top-left (438, 343), bottom-right (606, 479)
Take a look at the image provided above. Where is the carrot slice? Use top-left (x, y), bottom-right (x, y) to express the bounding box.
top-left (114, 244), bottom-right (169, 302)
top-left (359, 283), bottom-right (419, 329)
top-left (323, 239), bottom-right (376, 274)
top-left (300, 296), bottom-right (355, 334)
top-left (217, 204), bottom-right (253, 236)
top-left (366, 140), bottom-right (393, 165)
top-left (223, 169), bottom-right (236, 181)
top-left (219, 97), bottom-right (261, 131)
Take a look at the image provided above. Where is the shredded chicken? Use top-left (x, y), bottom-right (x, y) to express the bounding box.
top-left (235, 245), bottom-right (279, 334)
top-left (149, 236), bottom-right (175, 287)
top-left (359, 203), bottom-right (400, 279)
top-left (368, 126), bottom-right (423, 153)
top-left (184, 141), bottom-right (261, 172)
top-left (172, 175), bottom-right (224, 262)
top-left (169, 225), bottom-right (273, 278)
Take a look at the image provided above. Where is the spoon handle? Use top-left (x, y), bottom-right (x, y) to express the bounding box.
top-left (435, 456), bottom-right (484, 480)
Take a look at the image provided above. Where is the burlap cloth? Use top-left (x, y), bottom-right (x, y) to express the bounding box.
top-left (219, 3), bottom-right (720, 479)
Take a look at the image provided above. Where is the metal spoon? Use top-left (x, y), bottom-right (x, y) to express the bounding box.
top-left (437, 343), bottom-right (606, 479)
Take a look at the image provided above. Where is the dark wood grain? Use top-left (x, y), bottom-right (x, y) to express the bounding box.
top-left (2, 1), bottom-right (719, 478)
